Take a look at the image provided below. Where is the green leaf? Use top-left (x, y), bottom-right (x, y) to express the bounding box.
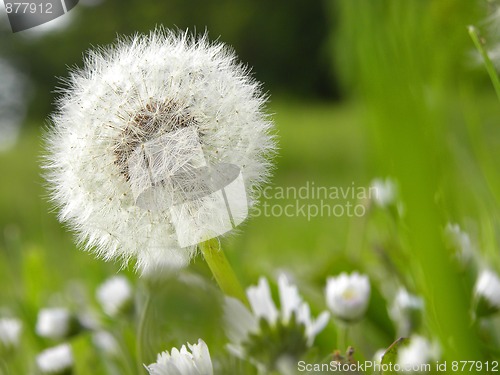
top-left (381, 337), bottom-right (409, 374)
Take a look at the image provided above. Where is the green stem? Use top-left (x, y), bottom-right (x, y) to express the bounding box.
top-left (336, 323), bottom-right (349, 351)
top-left (199, 237), bottom-right (249, 307)
top-left (468, 25), bottom-right (500, 102)
top-left (136, 291), bottom-right (152, 374)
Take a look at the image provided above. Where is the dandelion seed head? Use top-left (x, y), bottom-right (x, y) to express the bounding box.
top-left (44, 28), bottom-right (276, 274)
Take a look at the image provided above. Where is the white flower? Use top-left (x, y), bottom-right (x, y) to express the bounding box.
top-left (474, 269), bottom-right (500, 316)
top-left (92, 331), bottom-right (120, 357)
top-left (397, 335), bottom-right (439, 372)
top-left (44, 29), bottom-right (276, 275)
top-left (389, 288), bottom-right (424, 337)
top-left (0, 317), bottom-right (22, 349)
top-left (36, 308), bottom-right (72, 340)
top-left (370, 178), bottom-right (397, 208)
top-left (326, 272), bottom-right (370, 322)
top-left (96, 275), bottom-right (133, 316)
top-left (36, 343), bottom-right (74, 374)
top-left (224, 274), bottom-right (329, 371)
top-left (445, 223), bottom-right (475, 264)
top-left (147, 339), bottom-right (213, 375)
top-left (373, 349), bottom-right (385, 363)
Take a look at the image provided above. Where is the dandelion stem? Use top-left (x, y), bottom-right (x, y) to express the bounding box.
top-left (468, 25), bottom-right (500, 102)
top-left (199, 238), bottom-right (249, 306)
top-left (136, 291), bottom-right (152, 374)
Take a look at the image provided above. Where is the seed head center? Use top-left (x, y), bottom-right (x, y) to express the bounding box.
top-left (113, 100), bottom-right (197, 181)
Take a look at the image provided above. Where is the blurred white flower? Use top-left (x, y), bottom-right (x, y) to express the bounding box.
top-left (147, 339), bottom-right (213, 375)
top-left (326, 272), bottom-right (370, 322)
top-left (370, 178), bottom-right (397, 208)
top-left (36, 343), bottom-right (74, 374)
top-left (44, 29), bottom-right (275, 275)
top-left (96, 275), bottom-right (133, 317)
top-left (0, 317), bottom-right (22, 349)
top-left (92, 331), bottom-right (120, 357)
top-left (389, 288), bottom-right (424, 337)
top-left (397, 335), bottom-right (439, 372)
top-left (373, 349), bottom-right (385, 363)
top-left (474, 269), bottom-right (500, 317)
top-left (445, 223), bottom-right (475, 264)
top-left (36, 308), bottom-right (72, 340)
top-left (224, 274), bottom-right (329, 371)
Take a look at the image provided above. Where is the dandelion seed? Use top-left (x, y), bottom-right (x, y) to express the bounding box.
top-left (147, 339), bottom-right (213, 375)
top-left (44, 28), bottom-right (276, 275)
top-left (96, 275), bottom-right (133, 317)
top-left (325, 272), bottom-right (370, 322)
top-left (36, 308), bottom-right (74, 340)
top-left (36, 343), bottom-right (74, 375)
top-left (0, 317), bottom-right (22, 349)
top-left (224, 274), bottom-right (329, 372)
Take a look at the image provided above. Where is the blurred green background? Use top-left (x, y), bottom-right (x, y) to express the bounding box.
top-left (1, 0), bottom-right (500, 373)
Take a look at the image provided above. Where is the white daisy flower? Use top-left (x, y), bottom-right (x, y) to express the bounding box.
top-left (224, 274), bottom-right (329, 371)
top-left (44, 29), bottom-right (276, 274)
top-left (373, 349), bottom-right (385, 363)
top-left (92, 331), bottom-right (120, 357)
top-left (325, 272), bottom-right (370, 322)
top-left (96, 275), bottom-right (133, 317)
top-left (36, 308), bottom-right (73, 340)
top-left (474, 268), bottom-right (500, 317)
top-left (370, 177), bottom-right (397, 208)
top-left (397, 335), bottom-right (440, 373)
top-left (0, 317), bottom-right (22, 349)
top-left (445, 223), bottom-right (475, 265)
top-left (36, 343), bottom-right (74, 374)
top-left (389, 288), bottom-right (424, 337)
top-left (147, 339), bottom-right (213, 375)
